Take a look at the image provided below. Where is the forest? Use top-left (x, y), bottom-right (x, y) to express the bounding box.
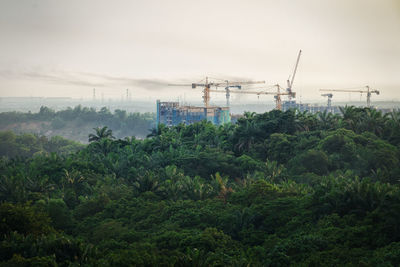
top-left (1, 106), bottom-right (400, 266)
top-left (0, 105), bottom-right (155, 142)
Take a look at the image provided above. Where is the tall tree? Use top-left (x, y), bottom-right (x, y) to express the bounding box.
top-left (88, 126), bottom-right (115, 142)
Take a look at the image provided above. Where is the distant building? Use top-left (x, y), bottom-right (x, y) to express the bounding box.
top-left (156, 100), bottom-right (230, 126)
top-left (282, 101), bottom-right (340, 114)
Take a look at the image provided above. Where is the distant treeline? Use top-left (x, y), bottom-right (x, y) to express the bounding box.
top-left (0, 105), bottom-right (156, 142)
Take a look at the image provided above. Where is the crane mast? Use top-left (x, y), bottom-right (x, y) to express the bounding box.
top-left (321, 93), bottom-right (333, 109)
top-left (275, 85), bottom-right (282, 110)
top-left (222, 85), bottom-right (241, 107)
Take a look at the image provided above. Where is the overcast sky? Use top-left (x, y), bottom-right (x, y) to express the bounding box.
top-left (0, 0), bottom-right (399, 103)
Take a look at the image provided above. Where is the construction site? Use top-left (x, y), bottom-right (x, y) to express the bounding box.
top-left (158, 50), bottom-right (383, 126)
top-left (156, 100), bottom-right (231, 126)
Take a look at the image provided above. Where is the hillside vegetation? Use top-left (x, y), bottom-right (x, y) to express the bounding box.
top-left (1, 106), bottom-right (400, 266)
top-left (0, 105), bottom-right (155, 142)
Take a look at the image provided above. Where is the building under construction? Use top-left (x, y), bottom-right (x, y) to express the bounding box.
top-left (156, 100), bottom-right (230, 126)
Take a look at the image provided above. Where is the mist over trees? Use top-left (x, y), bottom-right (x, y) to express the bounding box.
top-left (0, 105), bottom-right (155, 142)
top-left (1, 107), bottom-right (400, 265)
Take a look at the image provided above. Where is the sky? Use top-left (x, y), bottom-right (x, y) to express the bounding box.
top-left (0, 0), bottom-right (399, 104)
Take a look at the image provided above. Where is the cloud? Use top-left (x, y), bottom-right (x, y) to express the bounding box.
top-left (0, 69), bottom-right (264, 92)
top-left (0, 69), bottom-right (171, 90)
top-left (0, 70), bottom-right (104, 87)
top-left (76, 72), bottom-right (169, 90)
top-left (24, 72), bottom-right (105, 87)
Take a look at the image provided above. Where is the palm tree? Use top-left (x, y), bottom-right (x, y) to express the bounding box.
top-left (385, 111), bottom-right (400, 145)
top-left (265, 159), bottom-right (285, 182)
top-left (362, 108), bottom-right (386, 136)
top-left (179, 175), bottom-right (214, 201)
top-left (279, 180), bottom-right (312, 195)
top-left (90, 138), bottom-right (114, 157)
top-left (339, 106), bottom-right (359, 131)
top-left (235, 120), bottom-right (260, 152)
top-left (214, 172), bottom-right (233, 204)
top-left (25, 176), bottom-right (55, 196)
top-left (62, 169), bottom-right (91, 201)
top-left (0, 174), bottom-right (26, 202)
top-left (88, 126), bottom-right (114, 142)
top-left (180, 248), bottom-right (209, 267)
top-left (191, 177), bottom-right (214, 200)
top-left (216, 123), bottom-right (236, 150)
top-left (132, 171), bottom-right (161, 193)
top-left (317, 110), bottom-right (335, 130)
top-left (147, 124), bottom-right (168, 138)
top-left (243, 111), bottom-right (257, 119)
top-left (295, 110), bottom-right (319, 132)
top-left (388, 110), bottom-right (400, 125)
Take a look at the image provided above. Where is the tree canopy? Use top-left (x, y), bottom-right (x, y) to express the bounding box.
top-left (1, 106), bottom-right (400, 266)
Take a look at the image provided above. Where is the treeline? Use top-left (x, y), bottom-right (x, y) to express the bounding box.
top-left (1, 106), bottom-right (400, 266)
top-left (0, 105), bottom-right (155, 142)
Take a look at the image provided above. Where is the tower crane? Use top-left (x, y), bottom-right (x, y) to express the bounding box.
top-left (319, 86), bottom-right (379, 108)
top-left (215, 84), bottom-right (241, 107)
top-left (168, 77), bottom-right (265, 107)
top-left (286, 50), bottom-right (302, 101)
top-left (321, 93), bottom-right (333, 109)
top-left (210, 84), bottom-right (295, 110)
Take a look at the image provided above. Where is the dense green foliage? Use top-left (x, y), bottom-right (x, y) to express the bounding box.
top-left (0, 105), bottom-right (155, 142)
top-left (1, 106), bottom-right (400, 266)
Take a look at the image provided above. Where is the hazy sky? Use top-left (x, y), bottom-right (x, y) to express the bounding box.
top-left (0, 0), bottom-right (399, 103)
